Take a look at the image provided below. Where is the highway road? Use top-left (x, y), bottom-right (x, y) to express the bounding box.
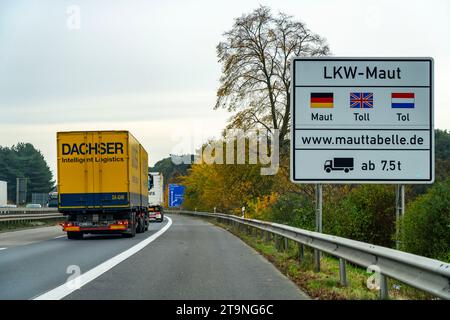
top-left (0, 214), bottom-right (308, 300)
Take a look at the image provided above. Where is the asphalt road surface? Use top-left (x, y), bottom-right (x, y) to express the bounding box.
top-left (0, 214), bottom-right (308, 300)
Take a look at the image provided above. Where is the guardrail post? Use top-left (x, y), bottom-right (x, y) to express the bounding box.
top-left (314, 249), bottom-right (320, 272)
top-left (284, 238), bottom-right (289, 252)
top-left (298, 243), bottom-right (304, 261)
top-left (379, 274), bottom-right (389, 300)
top-left (339, 258), bottom-right (347, 287)
top-left (275, 235), bottom-right (280, 251)
top-left (279, 236), bottom-right (284, 251)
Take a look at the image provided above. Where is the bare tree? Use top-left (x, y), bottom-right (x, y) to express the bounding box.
top-left (216, 6), bottom-right (330, 145)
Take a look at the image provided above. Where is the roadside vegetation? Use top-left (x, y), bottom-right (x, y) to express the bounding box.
top-left (0, 143), bottom-right (54, 203)
top-left (210, 218), bottom-right (432, 300)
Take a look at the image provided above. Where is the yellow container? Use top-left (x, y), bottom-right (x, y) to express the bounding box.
top-left (57, 131), bottom-right (148, 212)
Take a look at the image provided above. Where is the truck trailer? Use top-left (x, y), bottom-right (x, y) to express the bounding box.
top-left (148, 172), bottom-right (164, 222)
top-left (57, 131), bottom-right (149, 239)
top-left (0, 180), bottom-right (7, 207)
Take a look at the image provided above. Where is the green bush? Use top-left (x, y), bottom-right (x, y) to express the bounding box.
top-left (264, 193), bottom-right (315, 231)
top-left (400, 179), bottom-right (450, 262)
top-left (325, 185), bottom-right (396, 247)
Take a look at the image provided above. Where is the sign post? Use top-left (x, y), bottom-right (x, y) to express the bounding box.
top-left (314, 183), bottom-right (322, 272)
top-left (291, 57), bottom-right (434, 272)
top-left (395, 184), bottom-right (405, 249)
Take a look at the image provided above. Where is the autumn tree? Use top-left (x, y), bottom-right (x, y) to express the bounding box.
top-left (181, 139), bottom-right (275, 214)
top-left (216, 6), bottom-right (330, 145)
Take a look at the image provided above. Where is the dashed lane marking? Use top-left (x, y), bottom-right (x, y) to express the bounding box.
top-left (33, 217), bottom-right (172, 300)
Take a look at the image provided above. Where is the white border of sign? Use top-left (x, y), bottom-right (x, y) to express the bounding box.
top-left (290, 57), bottom-right (434, 184)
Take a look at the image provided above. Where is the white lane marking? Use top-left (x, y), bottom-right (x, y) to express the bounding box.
top-left (33, 217), bottom-right (172, 300)
top-left (0, 248), bottom-right (7, 251)
top-left (54, 235), bottom-right (66, 239)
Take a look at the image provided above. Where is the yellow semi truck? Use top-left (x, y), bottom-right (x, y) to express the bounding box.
top-left (57, 131), bottom-right (149, 239)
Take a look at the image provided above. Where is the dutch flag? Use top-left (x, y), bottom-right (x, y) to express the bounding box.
top-left (391, 93), bottom-right (415, 109)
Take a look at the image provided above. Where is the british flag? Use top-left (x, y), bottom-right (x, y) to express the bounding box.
top-left (350, 92), bottom-right (373, 109)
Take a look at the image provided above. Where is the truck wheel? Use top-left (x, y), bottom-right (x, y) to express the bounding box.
top-left (157, 213), bottom-right (164, 223)
top-left (137, 217), bottom-right (144, 233)
top-left (136, 219), bottom-right (141, 234)
top-left (123, 222), bottom-right (136, 238)
top-left (67, 232), bottom-right (83, 240)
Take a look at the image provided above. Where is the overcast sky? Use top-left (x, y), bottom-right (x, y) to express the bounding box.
top-left (0, 0), bottom-right (449, 176)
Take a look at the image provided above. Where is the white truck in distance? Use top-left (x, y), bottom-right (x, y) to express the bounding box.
top-left (148, 172), bottom-right (164, 222)
top-left (0, 181), bottom-right (7, 207)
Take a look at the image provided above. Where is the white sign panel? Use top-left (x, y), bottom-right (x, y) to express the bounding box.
top-left (290, 57), bottom-right (434, 184)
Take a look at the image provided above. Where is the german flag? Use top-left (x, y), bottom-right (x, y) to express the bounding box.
top-left (310, 92), bottom-right (334, 108)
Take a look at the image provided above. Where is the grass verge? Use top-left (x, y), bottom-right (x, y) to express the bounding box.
top-left (209, 218), bottom-right (432, 300)
top-left (0, 219), bottom-right (64, 233)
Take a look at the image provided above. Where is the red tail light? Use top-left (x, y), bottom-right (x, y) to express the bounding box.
top-left (63, 222), bottom-right (80, 232)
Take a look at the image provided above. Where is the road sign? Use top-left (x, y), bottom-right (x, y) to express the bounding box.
top-left (168, 184), bottom-right (185, 207)
top-left (290, 57), bottom-right (434, 184)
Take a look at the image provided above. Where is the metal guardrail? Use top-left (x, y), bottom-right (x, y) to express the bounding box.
top-left (168, 209), bottom-right (450, 300)
top-left (0, 208), bottom-right (63, 224)
top-left (0, 213), bottom-right (63, 222)
top-left (0, 208), bottom-right (59, 215)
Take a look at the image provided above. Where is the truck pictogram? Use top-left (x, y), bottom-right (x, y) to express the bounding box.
top-left (324, 158), bottom-right (354, 173)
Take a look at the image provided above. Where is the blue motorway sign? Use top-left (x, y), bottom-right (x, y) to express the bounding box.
top-left (168, 184), bottom-right (185, 207)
